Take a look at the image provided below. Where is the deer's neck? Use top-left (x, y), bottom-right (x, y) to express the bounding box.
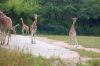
top-left (35, 16), bottom-right (37, 22)
top-left (21, 19), bottom-right (24, 25)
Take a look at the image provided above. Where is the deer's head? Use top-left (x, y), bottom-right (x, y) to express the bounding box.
top-left (33, 14), bottom-right (40, 19)
top-left (0, 11), bottom-right (4, 18)
top-left (72, 17), bottom-right (78, 24)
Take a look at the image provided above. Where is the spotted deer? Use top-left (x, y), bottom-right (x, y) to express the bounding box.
top-left (20, 17), bottom-right (29, 35)
top-left (30, 14), bottom-right (39, 44)
top-left (69, 17), bottom-right (78, 47)
top-left (0, 11), bottom-right (12, 45)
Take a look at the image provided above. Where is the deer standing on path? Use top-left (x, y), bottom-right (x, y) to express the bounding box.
top-left (20, 17), bottom-right (29, 35)
top-left (30, 14), bottom-right (38, 44)
top-left (0, 11), bottom-right (12, 45)
top-left (12, 24), bottom-right (20, 34)
top-left (69, 17), bottom-right (78, 47)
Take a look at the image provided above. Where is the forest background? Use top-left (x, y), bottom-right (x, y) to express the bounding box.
top-left (0, 0), bottom-right (100, 36)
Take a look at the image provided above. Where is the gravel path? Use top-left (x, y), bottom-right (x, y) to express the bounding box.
top-left (37, 37), bottom-right (100, 53)
top-left (1, 35), bottom-right (80, 64)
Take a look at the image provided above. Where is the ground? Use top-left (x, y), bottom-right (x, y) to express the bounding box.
top-left (0, 34), bottom-right (100, 66)
top-left (37, 35), bottom-right (100, 62)
top-left (1, 35), bottom-right (80, 66)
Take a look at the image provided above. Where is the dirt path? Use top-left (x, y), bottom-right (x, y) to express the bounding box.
top-left (1, 35), bottom-right (99, 65)
top-left (37, 36), bottom-right (100, 53)
top-left (1, 35), bottom-right (80, 65)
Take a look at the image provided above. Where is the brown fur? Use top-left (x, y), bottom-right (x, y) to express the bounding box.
top-left (69, 17), bottom-right (78, 46)
top-left (0, 11), bottom-right (12, 45)
top-left (20, 18), bottom-right (29, 35)
top-left (30, 14), bottom-right (38, 44)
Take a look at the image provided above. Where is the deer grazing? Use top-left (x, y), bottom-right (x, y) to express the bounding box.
top-left (11, 24), bottom-right (20, 34)
top-left (30, 14), bottom-right (39, 44)
top-left (20, 17), bottom-right (29, 35)
top-left (69, 17), bottom-right (78, 47)
top-left (0, 11), bottom-right (12, 45)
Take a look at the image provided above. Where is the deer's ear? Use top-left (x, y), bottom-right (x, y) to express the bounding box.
top-left (72, 17), bottom-right (78, 20)
top-left (0, 11), bottom-right (3, 14)
top-left (33, 14), bottom-right (40, 17)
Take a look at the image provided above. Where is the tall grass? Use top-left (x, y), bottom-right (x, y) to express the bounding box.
top-left (0, 47), bottom-right (68, 66)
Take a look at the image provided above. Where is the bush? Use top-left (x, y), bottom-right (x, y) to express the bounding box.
top-left (38, 23), bottom-right (68, 35)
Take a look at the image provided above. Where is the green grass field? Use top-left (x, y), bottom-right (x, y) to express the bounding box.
top-left (77, 59), bottom-right (100, 66)
top-left (72, 49), bottom-right (100, 58)
top-left (39, 34), bottom-right (100, 49)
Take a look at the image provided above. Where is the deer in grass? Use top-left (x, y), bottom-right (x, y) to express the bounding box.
top-left (20, 17), bottom-right (29, 35)
top-left (69, 17), bottom-right (78, 47)
top-left (0, 11), bottom-right (12, 45)
top-left (11, 24), bottom-right (20, 34)
top-left (30, 14), bottom-right (39, 44)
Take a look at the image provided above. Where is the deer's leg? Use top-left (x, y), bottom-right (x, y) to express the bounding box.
top-left (3, 31), bottom-right (6, 44)
top-left (31, 31), bottom-right (33, 44)
top-left (13, 28), bottom-right (16, 34)
top-left (31, 30), bottom-right (36, 44)
top-left (71, 38), bottom-right (74, 45)
top-left (27, 29), bottom-right (29, 35)
top-left (72, 36), bottom-right (77, 45)
top-left (69, 36), bottom-right (74, 45)
top-left (2, 31), bottom-right (6, 45)
top-left (0, 30), bottom-right (1, 44)
top-left (14, 30), bottom-right (16, 35)
top-left (22, 29), bottom-right (24, 35)
top-left (26, 30), bottom-right (28, 35)
top-left (0, 26), bottom-right (4, 45)
top-left (33, 32), bottom-right (36, 44)
top-left (74, 36), bottom-right (78, 48)
top-left (75, 37), bottom-right (78, 45)
top-left (1, 31), bottom-right (4, 45)
top-left (6, 30), bottom-right (11, 45)
top-left (0, 31), bottom-right (2, 44)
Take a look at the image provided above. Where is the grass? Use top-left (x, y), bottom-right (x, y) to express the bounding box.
top-left (38, 34), bottom-right (100, 49)
top-left (77, 36), bottom-right (100, 49)
top-left (0, 48), bottom-right (99, 66)
top-left (77, 59), bottom-right (100, 66)
top-left (0, 47), bottom-right (68, 66)
top-left (72, 49), bottom-right (100, 58)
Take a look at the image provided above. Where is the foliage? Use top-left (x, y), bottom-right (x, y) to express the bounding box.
top-left (0, 0), bottom-right (100, 35)
top-left (2, 0), bottom-right (40, 15)
top-left (39, 0), bottom-right (100, 35)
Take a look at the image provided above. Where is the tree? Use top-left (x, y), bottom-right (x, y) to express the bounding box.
top-left (0, 0), bottom-right (100, 35)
